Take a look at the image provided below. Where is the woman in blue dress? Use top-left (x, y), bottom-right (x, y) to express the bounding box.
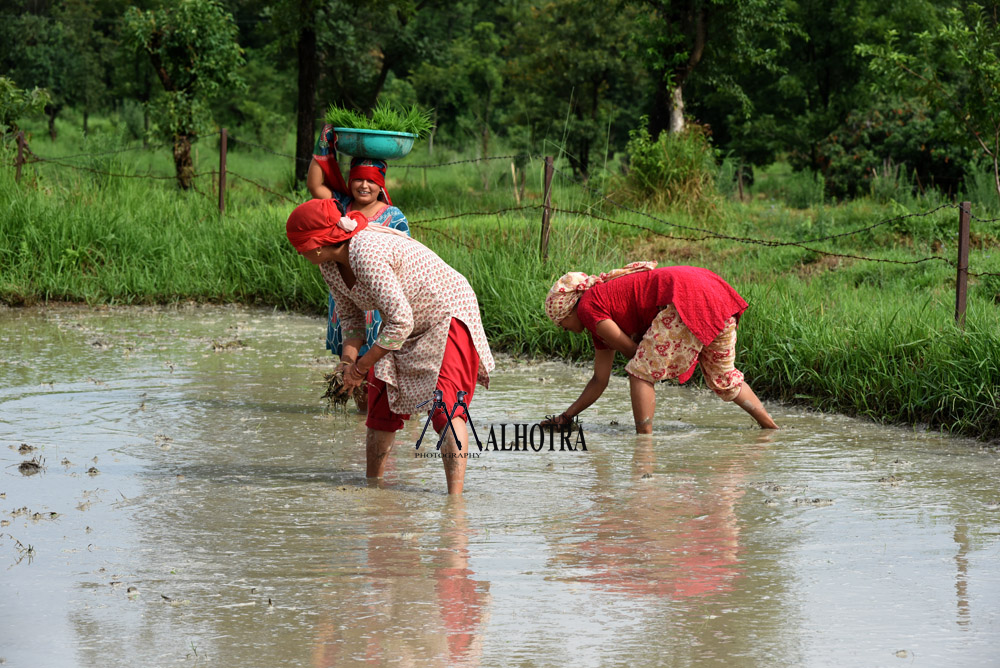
top-left (307, 125), bottom-right (410, 411)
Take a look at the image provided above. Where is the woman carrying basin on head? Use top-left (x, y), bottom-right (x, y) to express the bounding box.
top-left (286, 198), bottom-right (494, 494)
top-left (307, 124), bottom-right (411, 412)
top-left (542, 261), bottom-right (778, 434)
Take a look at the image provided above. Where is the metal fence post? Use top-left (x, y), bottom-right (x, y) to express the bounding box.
top-left (539, 156), bottom-right (554, 260)
top-left (955, 201), bottom-right (971, 327)
top-left (219, 128), bottom-right (228, 214)
top-left (15, 131), bottom-right (26, 183)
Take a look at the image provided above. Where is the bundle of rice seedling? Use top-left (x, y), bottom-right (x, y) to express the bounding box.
top-left (324, 101), bottom-right (433, 137)
top-left (322, 368), bottom-right (367, 412)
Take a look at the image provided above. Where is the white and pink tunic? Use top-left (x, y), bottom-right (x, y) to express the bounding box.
top-left (319, 226), bottom-right (494, 414)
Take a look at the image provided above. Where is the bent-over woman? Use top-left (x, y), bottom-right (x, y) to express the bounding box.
top-left (542, 262), bottom-right (778, 433)
top-left (307, 126), bottom-right (410, 410)
top-left (287, 198), bottom-right (495, 494)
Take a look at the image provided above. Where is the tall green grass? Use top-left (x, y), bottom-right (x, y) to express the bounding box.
top-left (738, 279), bottom-right (1000, 439)
top-left (3, 119), bottom-right (1000, 441)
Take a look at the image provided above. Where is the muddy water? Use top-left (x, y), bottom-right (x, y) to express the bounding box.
top-left (0, 305), bottom-right (997, 668)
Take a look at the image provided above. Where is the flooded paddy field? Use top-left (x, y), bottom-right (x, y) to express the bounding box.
top-left (1, 304), bottom-right (998, 667)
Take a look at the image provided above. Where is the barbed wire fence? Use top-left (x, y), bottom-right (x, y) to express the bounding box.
top-left (10, 129), bottom-right (999, 325)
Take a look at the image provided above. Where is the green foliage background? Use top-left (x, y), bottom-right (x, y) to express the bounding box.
top-left (4, 0), bottom-right (999, 198)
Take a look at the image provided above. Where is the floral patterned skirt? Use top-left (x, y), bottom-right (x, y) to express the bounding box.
top-left (624, 305), bottom-right (744, 401)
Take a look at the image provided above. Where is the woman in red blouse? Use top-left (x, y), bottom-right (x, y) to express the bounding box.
top-left (543, 262), bottom-right (778, 433)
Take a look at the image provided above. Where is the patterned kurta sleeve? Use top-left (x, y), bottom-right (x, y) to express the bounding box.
top-left (351, 247), bottom-right (414, 351)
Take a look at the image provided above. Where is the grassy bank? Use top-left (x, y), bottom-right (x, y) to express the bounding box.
top-left (3, 122), bottom-right (1000, 442)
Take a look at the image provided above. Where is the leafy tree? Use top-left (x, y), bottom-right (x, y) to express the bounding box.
top-left (239, 0), bottom-right (434, 181)
top-left (714, 0), bottom-right (942, 170)
top-left (59, 0), bottom-right (113, 137)
top-left (858, 1), bottom-right (1000, 200)
top-left (629, 0), bottom-right (795, 137)
top-left (816, 98), bottom-right (973, 199)
top-left (410, 21), bottom-right (503, 158)
top-left (503, 0), bottom-right (643, 179)
top-left (0, 13), bottom-right (70, 140)
top-left (0, 76), bottom-right (51, 138)
top-left (123, 0), bottom-right (246, 188)
top-left (0, 1), bottom-right (115, 140)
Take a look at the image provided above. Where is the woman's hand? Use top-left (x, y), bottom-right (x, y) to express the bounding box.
top-left (341, 361), bottom-right (367, 393)
top-left (334, 358), bottom-right (354, 389)
top-left (342, 345), bottom-right (387, 394)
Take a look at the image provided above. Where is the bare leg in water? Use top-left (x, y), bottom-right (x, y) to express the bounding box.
top-left (439, 417), bottom-right (469, 495)
top-left (366, 428), bottom-right (395, 481)
top-left (629, 374), bottom-right (656, 435)
top-left (630, 375), bottom-right (778, 432)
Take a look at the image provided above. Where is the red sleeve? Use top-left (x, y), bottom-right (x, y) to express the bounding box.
top-left (576, 293), bottom-right (610, 350)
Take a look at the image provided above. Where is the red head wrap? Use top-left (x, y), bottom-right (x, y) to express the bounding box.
top-left (286, 199), bottom-right (369, 253)
top-left (348, 157), bottom-right (392, 205)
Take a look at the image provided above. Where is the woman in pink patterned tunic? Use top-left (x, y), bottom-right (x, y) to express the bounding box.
top-left (287, 198), bottom-right (495, 494)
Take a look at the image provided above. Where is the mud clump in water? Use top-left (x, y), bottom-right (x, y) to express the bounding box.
top-left (322, 369), bottom-right (367, 412)
top-left (212, 338), bottom-right (247, 352)
top-left (793, 497), bottom-right (834, 507)
top-left (18, 457), bottom-right (45, 476)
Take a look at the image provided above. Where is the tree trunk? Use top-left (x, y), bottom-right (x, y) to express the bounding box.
top-left (173, 134), bottom-right (194, 189)
top-left (295, 3), bottom-right (319, 184)
top-left (648, 83), bottom-right (671, 140)
top-left (46, 104), bottom-right (60, 141)
top-left (993, 154), bottom-right (1000, 204)
top-left (670, 85), bottom-right (685, 134)
top-left (569, 137), bottom-right (592, 180)
top-left (666, 4), bottom-right (705, 135)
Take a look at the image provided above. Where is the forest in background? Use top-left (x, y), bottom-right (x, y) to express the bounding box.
top-left (4, 0), bottom-right (1000, 202)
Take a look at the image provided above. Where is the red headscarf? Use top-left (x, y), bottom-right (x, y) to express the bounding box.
top-left (348, 158), bottom-right (392, 205)
top-left (286, 199), bottom-right (369, 253)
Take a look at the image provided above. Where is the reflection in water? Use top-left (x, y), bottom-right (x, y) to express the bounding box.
top-left (1, 306), bottom-right (999, 668)
top-left (550, 435), bottom-right (769, 600)
top-left (954, 521), bottom-right (970, 628)
top-left (312, 498), bottom-right (490, 667)
top-left (434, 499), bottom-right (491, 664)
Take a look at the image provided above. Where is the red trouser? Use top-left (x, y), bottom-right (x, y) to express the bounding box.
top-left (365, 318), bottom-right (480, 433)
